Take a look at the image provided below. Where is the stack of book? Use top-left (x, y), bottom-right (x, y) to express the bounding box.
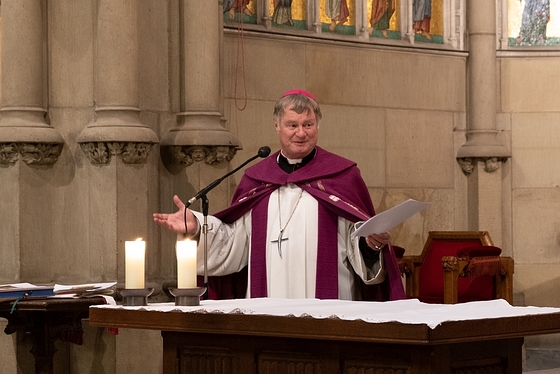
top-left (0, 282), bottom-right (117, 301)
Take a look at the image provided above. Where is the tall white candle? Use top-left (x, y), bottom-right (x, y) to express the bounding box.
top-left (176, 238), bottom-right (197, 288)
top-left (125, 238), bottom-right (146, 289)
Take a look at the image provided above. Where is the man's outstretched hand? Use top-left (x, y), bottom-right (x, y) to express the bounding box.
top-left (153, 195), bottom-right (198, 235)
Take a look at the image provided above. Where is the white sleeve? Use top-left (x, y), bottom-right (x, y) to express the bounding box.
top-left (189, 210), bottom-right (252, 277)
top-left (344, 220), bottom-right (386, 285)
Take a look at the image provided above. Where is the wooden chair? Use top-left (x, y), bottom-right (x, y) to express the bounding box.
top-left (400, 231), bottom-right (514, 304)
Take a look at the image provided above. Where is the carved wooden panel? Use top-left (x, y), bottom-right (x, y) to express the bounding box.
top-left (170, 334), bottom-right (520, 374)
top-left (257, 352), bottom-right (321, 373)
top-left (343, 359), bottom-right (411, 374)
top-left (451, 357), bottom-right (506, 374)
top-left (179, 347), bottom-right (238, 374)
top-left (453, 365), bottom-right (504, 374)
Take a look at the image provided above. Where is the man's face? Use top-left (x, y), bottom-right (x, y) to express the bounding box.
top-left (275, 106), bottom-right (318, 159)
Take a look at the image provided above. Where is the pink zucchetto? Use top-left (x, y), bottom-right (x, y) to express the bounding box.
top-left (281, 89), bottom-right (317, 102)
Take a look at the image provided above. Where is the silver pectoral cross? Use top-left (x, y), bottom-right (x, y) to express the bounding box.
top-left (271, 229), bottom-right (288, 259)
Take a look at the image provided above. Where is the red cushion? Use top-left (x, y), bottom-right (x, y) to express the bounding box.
top-left (418, 240), bottom-right (495, 304)
top-left (457, 245), bottom-right (502, 258)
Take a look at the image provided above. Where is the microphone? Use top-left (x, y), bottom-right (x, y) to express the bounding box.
top-left (257, 146), bottom-right (271, 158)
top-left (185, 146), bottom-right (271, 207)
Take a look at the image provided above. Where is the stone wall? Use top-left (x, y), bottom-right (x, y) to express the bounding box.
top-left (1, 0), bottom-right (560, 372)
top-left (500, 55), bottom-right (560, 349)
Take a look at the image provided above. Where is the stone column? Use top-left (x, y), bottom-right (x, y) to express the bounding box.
top-left (77, 0), bottom-right (158, 163)
top-left (0, 0), bottom-right (65, 286)
top-left (0, 0), bottom-right (64, 165)
top-left (457, 0), bottom-right (510, 245)
top-left (160, 0), bottom-right (240, 167)
top-left (260, 0), bottom-right (272, 28)
top-left (72, 0), bottom-right (160, 292)
top-left (457, 0), bottom-right (510, 165)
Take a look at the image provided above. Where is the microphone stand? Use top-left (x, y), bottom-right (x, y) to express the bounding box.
top-left (184, 150), bottom-right (268, 209)
top-left (186, 147), bottom-right (270, 300)
top-left (201, 193), bottom-right (209, 299)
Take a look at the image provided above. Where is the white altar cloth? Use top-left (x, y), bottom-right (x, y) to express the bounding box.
top-left (90, 298), bottom-right (560, 329)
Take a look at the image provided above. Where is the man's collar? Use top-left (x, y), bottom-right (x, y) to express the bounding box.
top-left (277, 148), bottom-right (317, 173)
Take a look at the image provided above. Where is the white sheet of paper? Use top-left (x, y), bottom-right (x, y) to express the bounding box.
top-left (0, 283), bottom-right (52, 291)
top-left (351, 199), bottom-right (431, 238)
top-left (53, 282), bottom-right (117, 294)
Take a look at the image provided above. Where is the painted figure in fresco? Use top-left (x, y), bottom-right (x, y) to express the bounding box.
top-left (224, 0), bottom-right (254, 20)
top-left (412, 0), bottom-right (432, 40)
top-left (369, 0), bottom-right (395, 38)
top-left (272, 0), bottom-right (294, 26)
top-left (326, 0), bottom-right (350, 31)
top-left (516, 0), bottom-right (550, 45)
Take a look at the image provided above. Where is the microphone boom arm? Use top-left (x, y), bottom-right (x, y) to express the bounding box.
top-left (185, 147), bottom-right (269, 208)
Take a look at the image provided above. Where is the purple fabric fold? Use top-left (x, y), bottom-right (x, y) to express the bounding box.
top-left (315, 204), bottom-right (339, 299)
top-left (250, 198), bottom-right (269, 297)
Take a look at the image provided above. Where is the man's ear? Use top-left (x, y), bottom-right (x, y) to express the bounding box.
top-left (274, 122), bottom-right (279, 134)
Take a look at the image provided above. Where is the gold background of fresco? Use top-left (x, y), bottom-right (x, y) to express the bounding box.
top-left (261, 0), bottom-right (560, 38)
top-left (430, 0), bottom-right (443, 35)
top-left (263, 0), bottom-right (444, 36)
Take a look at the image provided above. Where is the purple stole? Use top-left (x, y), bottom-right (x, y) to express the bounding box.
top-left (212, 147), bottom-right (406, 301)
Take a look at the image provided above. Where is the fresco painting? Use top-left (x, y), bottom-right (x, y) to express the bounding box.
top-left (509, 0), bottom-right (560, 46)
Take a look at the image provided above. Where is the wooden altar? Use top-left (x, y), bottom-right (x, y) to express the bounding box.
top-left (89, 299), bottom-right (560, 374)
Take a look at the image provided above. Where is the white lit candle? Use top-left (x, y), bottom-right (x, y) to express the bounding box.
top-left (125, 238), bottom-right (146, 289)
top-left (176, 238), bottom-right (197, 288)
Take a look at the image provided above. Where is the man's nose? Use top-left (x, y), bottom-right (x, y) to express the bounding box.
top-left (295, 126), bottom-right (306, 136)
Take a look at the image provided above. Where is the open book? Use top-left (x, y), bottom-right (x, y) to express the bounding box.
top-left (351, 199), bottom-right (431, 238)
top-left (0, 283), bottom-right (55, 301)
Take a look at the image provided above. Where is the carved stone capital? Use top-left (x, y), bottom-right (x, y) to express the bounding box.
top-left (159, 112), bottom-right (241, 166)
top-left (483, 157), bottom-right (503, 173)
top-left (165, 145), bottom-right (237, 167)
top-left (0, 142), bottom-right (63, 165)
top-left (0, 143), bottom-right (20, 164)
top-left (457, 157), bottom-right (508, 175)
top-left (80, 142), bottom-right (154, 165)
top-left (21, 143), bottom-right (63, 165)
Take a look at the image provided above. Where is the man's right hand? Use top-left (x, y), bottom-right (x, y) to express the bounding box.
top-left (153, 195), bottom-right (198, 235)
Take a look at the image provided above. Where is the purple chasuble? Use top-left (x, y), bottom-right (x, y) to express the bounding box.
top-left (207, 147), bottom-right (406, 301)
